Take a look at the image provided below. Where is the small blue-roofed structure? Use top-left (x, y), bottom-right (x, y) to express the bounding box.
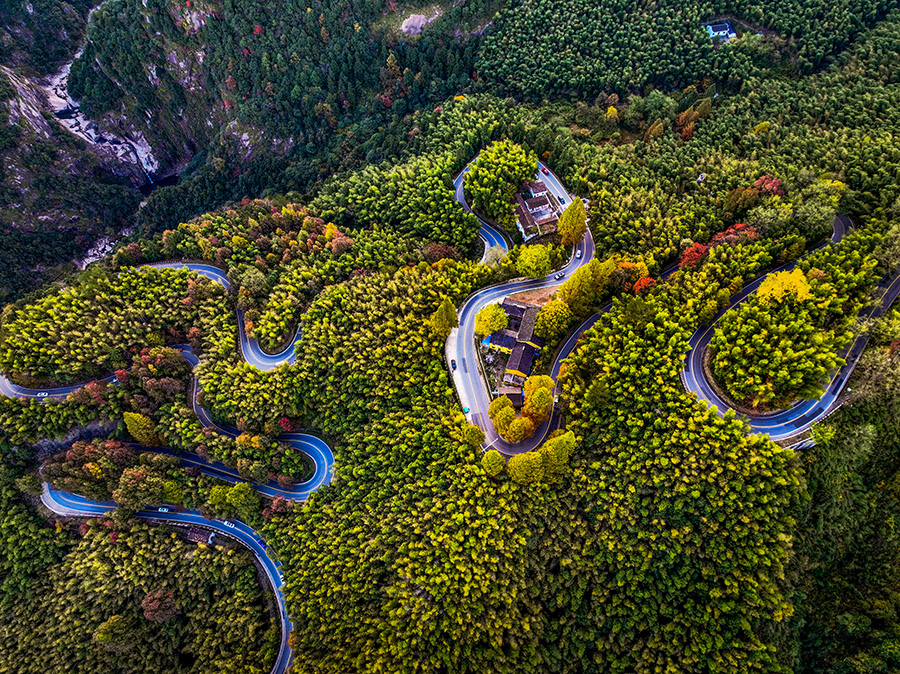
top-left (704, 21), bottom-right (737, 43)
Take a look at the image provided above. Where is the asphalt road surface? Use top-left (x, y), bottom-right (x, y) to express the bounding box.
top-left (5, 181), bottom-right (891, 674)
top-left (452, 166), bottom-right (512, 262)
top-left (1, 262), bottom-right (333, 674)
top-left (450, 161), bottom-right (595, 454)
top-left (681, 214), bottom-right (900, 441)
top-left (41, 484), bottom-right (295, 674)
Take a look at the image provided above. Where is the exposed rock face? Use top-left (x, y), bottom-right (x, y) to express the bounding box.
top-left (1, 62), bottom-right (141, 184)
top-left (1, 65), bottom-right (55, 137)
top-left (37, 56), bottom-right (159, 182)
top-left (400, 8), bottom-right (442, 35)
top-left (67, 0), bottom-right (230, 180)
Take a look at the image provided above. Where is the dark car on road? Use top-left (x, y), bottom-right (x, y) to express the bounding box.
top-left (451, 360), bottom-right (457, 371)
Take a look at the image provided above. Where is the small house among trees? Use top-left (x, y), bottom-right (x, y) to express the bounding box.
top-left (487, 298), bottom-right (545, 389)
top-left (515, 179), bottom-right (561, 240)
top-left (703, 21), bottom-right (737, 43)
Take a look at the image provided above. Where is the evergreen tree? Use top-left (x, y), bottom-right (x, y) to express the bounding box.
top-left (122, 412), bottom-right (161, 447)
top-left (429, 296), bottom-right (459, 338)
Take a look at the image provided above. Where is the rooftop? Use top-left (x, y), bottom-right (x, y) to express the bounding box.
top-left (518, 306), bottom-right (539, 344)
top-left (498, 386), bottom-right (524, 407)
top-left (506, 343), bottom-right (539, 378)
top-left (501, 298), bottom-right (533, 319)
top-left (489, 329), bottom-right (518, 351)
top-left (525, 194), bottom-right (551, 212)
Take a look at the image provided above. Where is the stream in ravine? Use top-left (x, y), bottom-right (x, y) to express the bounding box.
top-left (41, 50), bottom-right (161, 184)
top-left (40, 5), bottom-right (184, 269)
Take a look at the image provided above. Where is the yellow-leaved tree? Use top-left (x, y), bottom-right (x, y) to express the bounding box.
top-left (758, 268), bottom-right (812, 304)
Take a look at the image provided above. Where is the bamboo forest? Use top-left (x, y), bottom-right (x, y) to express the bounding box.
top-left (2, 0), bottom-right (900, 673)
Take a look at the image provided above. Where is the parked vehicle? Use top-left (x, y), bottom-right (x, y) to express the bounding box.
top-left (450, 359), bottom-right (457, 371)
top-left (559, 196), bottom-right (566, 204)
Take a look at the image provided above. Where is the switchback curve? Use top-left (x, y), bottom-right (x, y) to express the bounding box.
top-left (40, 484), bottom-right (295, 674)
top-left (448, 161), bottom-right (595, 454)
top-left (1, 260), bottom-right (334, 674)
top-left (681, 215), bottom-right (900, 441)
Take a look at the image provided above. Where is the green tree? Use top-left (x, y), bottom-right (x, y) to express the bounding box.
top-left (93, 615), bottom-right (137, 653)
top-left (539, 431), bottom-right (576, 482)
top-left (475, 303), bottom-right (509, 336)
top-left (507, 451), bottom-right (544, 484)
top-left (123, 412), bottom-right (161, 447)
top-left (464, 140), bottom-right (537, 230)
top-left (491, 405), bottom-right (516, 437)
top-left (535, 299), bottom-right (574, 342)
top-left (226, 482), bottom-right (262, 521)
top-left (112, 466), bottom-right (166, 511)
top-left (558, 199), bottom-right (587, 246)
top-left (503, 416), bottom-right (535, 444)
top-left (557, 258), bottom-right (615, 316)
top-left (429, 296), bottom-right (458, 338)
top-left (481, 450), bottom-right (506, 478)
top-left (516, 245), bottom-right (551, 279)
top-left (523, 386), bottom-right (553, 426)
top-left (461, 424), bottom-right (486, 448)
top-left (208, 485), bottom-right (231, 514)
top-left (488, 395), bottom-right (514, 419)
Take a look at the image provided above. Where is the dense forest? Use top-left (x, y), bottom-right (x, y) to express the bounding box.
top-left (711, 228), bottom-right (882, 409)
top-left (478, 0), bottom-right (897, 98)
top-left (2, 0), bottom-right (900, 673)
top-left (0, 461), bottom-right (279, 674)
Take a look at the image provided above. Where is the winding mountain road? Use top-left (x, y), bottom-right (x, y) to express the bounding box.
top-left (1, 262), bottom-right (332, 674)
top-left (449, 161), bottom-right (595, 454)
top-left (40, 484), bottom-right (295, 674)
top-left (681, 214), bottom-right (900, 440)
top-left (452, 166), bottom-right (512, 262)
top-left (6, 165), bottom-right (898, 674)
top-left (151, 262), bottom-right (303, 370)
top-left (448, 178), bottom-right (899, 451)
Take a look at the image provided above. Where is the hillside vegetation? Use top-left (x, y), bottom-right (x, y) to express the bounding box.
top-left (1, 3), bottom-right (900, 674)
